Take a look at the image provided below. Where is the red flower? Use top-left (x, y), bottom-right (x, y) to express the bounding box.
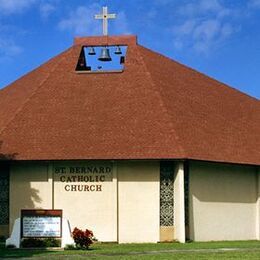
top-left (72, 227), bottom-right (94, 249)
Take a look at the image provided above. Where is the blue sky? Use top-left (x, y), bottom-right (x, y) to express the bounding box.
top-left (0, 0), bottom-right (259, 99)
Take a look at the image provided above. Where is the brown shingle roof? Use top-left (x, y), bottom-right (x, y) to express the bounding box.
top-left (0, 35), bottom-right (259, 165)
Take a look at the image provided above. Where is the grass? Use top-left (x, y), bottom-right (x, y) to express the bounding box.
top-left (0, 240), bottom-right (260, 259)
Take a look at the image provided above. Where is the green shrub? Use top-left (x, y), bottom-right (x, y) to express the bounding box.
top-left (6, 244), bottom-right (16, 249)
top-left (44, 238), bottom-right (61, 247)
top-left (64, 244), bottom-right (76, 250)
top-left (21, 238), bottom-right (45, 248)
top-left (21, 238), bottom-right (61, 248)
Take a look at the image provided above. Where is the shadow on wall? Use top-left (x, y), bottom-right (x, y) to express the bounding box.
top-left (0, 141), bottom-right (18, 160)
top-left (190, 162), bottom-right (258, 203)
top-left (188, 162), bottom-right (258, 241)
top-left (0, 141), bottom-right (44, 236)
top-left (21, 186), bottom-right (42, 209)
top-left (10, 163), bottom-right (44, 231)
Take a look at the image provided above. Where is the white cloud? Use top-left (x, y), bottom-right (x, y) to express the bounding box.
top-left (173, 20), bottom-right (197, 36)
top-left (178, 0), bottom-right (233, 19)
top-left (248, 0), bottom-right (260, 8)
top-left (58, 4), bottom-right (101, 36)
top-left (0, 0), bottom-right (37, 14)
top-left (221, 23), bottom-right (233, 38)
top-left (0, 0), bottom-right (58, 17)
top-left (178, 0), bottom-right (224, 17)
top-left (40, 3), bottom-right (56, 19)
top-left (193, 20), bottom-right (233, 53)
top-left (58, 4), bottom-right (130, 36)
top-left (112, 11), bottom-right (131, 35)
top-left (0, 38), bottom-right (22, 59)
top-left (0, 0), bottom-right (57, 61)
top-left (193, 20), bottom-right (221, 41)
top-left (173, 0), bottom-right (236, 54)
top-left (0, 21), bottom-right (23, 60)
top-left (154, 0), bottom-right (173, 5)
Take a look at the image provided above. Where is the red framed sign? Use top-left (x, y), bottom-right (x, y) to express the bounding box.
top-left (21, 210), bottom-right (62, 238)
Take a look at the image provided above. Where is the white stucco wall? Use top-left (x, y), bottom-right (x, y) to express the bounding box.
top-left (9, 160), bottom-right (161, 243)
top-left (256, 168), bottom-right (260, 240)
top-left (118, 161), bottom-right (160, 243)
top-left (9, 160), bottom-right (259, 243)
top-left (10, 163), bottom-right (52, 233)
top-left (53, 161), bottom-right (117, 242)
top-left (189, 162), bottom-right (258, 241)
top-left (173, 162), bottom-right (185, 243)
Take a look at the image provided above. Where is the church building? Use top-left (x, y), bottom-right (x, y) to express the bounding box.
top-left (0, 7), bottom-right (259, 245)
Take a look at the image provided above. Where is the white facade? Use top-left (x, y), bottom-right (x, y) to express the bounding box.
top-left (189, 162), bottom-right (259, 241)
top-left (117, 161), bottom-right (160, 243)
top-left (4, 160), bottom-right (260, 243)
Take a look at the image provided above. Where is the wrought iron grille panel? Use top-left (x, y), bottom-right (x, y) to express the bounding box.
top-left (160, 162), bottom-right (174, 226)
top-left (0, 167), bottom-right (9, 225)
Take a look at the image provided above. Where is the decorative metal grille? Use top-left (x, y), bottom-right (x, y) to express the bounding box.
top-left (160, 162), bottom-right (174, 226)
top-left (0, 167), bottom-right (9, 225)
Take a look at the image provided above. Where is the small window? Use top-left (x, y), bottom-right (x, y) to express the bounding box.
top-left (76, 45), bottom-right (127, 73)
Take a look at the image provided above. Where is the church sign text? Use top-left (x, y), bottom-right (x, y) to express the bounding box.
top-left (54, 164), bottom-right (113, 192)
top-left (21, 210), bottom-right (62, 238)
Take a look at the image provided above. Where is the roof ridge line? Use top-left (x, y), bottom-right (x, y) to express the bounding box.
top-left (0, 47), bottom-right (73, 137)
top-left (136, 44), bottom-right (186, 157)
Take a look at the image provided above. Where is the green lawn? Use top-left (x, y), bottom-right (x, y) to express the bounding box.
top-left (0, 241), bottom-right (260, 259)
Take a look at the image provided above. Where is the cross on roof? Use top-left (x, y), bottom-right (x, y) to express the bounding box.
top-left (95, 6), bottom-right (116, 36)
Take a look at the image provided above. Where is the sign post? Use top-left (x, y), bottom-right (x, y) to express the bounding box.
top-left (6, 209), bottom-right (74, 248)
top-left (21, 210), bottom-right (62, 243)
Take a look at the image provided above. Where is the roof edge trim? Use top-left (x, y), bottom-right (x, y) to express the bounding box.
top-left (74, 35), bottom-right (137, 46)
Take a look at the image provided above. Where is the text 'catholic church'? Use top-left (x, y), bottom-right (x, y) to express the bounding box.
top-left (0, 7), bottom-right (259, 246)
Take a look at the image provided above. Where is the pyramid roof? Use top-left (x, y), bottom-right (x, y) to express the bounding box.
top-left (0, 35), bottom-right (259, 165)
